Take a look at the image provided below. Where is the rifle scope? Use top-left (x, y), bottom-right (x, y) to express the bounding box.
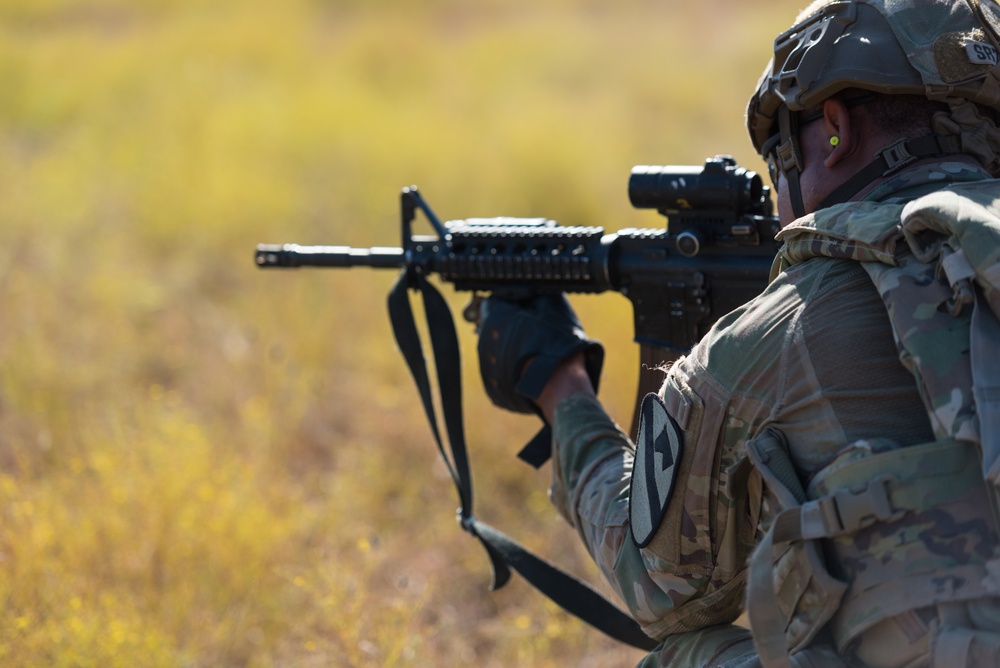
top-left (628, 155), bottom-right (767, 216)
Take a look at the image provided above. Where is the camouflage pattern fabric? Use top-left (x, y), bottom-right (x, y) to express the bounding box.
top-left (768, 162), bottom-right (1000, 666)
top-left (548, 161), bottom-right (1000, 667)
top-left (775, 162), bottom-right (986, 449)
top-left (809, 439), bottom-right (1000, 661)
top-left (899, 180), bottom-right (1000, 322)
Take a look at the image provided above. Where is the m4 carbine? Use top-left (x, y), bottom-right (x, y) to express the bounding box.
top-left (256, 155), bottom-right (780, 427)
top-left (254, 155), bottom-right (780, 651)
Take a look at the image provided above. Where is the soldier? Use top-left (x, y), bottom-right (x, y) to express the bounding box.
top-left (477, 0), bottom-right (1000, 665)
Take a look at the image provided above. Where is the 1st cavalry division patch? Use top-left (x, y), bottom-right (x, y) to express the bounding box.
top-left (629, 392), bottom-right (684, 548)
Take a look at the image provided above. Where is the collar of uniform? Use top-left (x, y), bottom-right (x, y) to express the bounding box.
top-left (775, 201), bottom-right (905, 269)
top-left (860, 161), bottom-right (992, 204)
top-left (773, 162), bottom-right (993, 271)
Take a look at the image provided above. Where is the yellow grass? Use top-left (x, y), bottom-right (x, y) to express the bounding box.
top-left (0, 0), bottom-right (802, 665)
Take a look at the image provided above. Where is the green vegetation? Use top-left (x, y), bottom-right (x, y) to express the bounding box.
top-left (0, 0), bottom-right (800, 664)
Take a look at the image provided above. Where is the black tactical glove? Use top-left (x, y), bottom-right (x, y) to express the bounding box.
top-left (477, 294), bottom-right (604, 415)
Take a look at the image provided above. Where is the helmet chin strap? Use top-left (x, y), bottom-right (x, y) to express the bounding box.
top-left (775, 106), bottom-right (808, 219)
top-left (815, 133), bottom-right (963, 210)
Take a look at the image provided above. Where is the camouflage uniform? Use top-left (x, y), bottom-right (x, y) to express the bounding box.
top-left (540, 0), bottom-right (1000, 664)
top-left (548, 161), bottom-right (1000, 667)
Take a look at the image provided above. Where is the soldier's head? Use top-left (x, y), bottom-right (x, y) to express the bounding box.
top-left (747, 0), bottom-right (1000, 223)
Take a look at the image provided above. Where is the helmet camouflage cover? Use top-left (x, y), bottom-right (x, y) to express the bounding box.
top-left (747, 0), bottom-right (1000, 157)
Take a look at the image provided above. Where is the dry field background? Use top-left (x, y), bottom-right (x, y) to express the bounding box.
top-left (0, 0), bottom-right (801, 665)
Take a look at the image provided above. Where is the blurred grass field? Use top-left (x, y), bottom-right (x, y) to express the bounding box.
top-left (0, 0), bottom-right (802, 665)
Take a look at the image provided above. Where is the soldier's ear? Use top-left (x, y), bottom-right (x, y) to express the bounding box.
top-left (822, 98), bottom-right (854, 169)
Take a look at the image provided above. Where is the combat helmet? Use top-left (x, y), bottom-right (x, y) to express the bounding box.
top-left (747, 0), bottom-right (1000, 217)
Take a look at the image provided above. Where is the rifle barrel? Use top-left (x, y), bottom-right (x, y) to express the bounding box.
top-left (256, 244), bottom-right (405, 269)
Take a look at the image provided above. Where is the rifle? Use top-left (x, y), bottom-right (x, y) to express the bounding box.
top-left (255, 155), bottom-right (780, 650)
top-left (257, 155), bottom-right (779, 433)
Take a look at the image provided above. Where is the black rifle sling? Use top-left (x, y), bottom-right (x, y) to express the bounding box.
top-left (387, 270), bottom-right (658, 652)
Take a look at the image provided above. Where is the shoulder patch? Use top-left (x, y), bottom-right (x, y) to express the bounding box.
top-left (629, 393), bottom-right (684, 548)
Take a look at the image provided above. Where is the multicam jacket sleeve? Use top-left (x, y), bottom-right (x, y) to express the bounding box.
top-left (550, 393), bottom-right (758, 666)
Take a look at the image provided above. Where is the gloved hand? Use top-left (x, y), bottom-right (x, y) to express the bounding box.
top-left (476, 293), bottom-right (604, 415)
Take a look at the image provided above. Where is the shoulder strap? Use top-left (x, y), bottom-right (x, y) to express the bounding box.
top-left (862, 186), bottom-right (1000, 481)
top-left (897, 188), bottom-right (1000, 481)
top-left (386, 269), bottom-right (657, 651)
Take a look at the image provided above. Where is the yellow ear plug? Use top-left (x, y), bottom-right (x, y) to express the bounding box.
top-left (830, 136), bottom-right (840, 146)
